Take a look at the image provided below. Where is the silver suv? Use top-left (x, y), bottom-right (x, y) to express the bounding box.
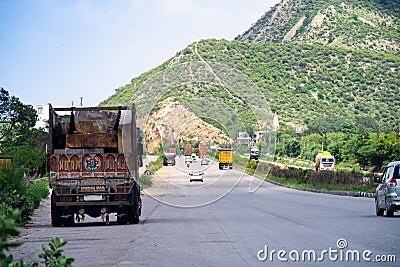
top-left (374, 161), bottom-right (400, 217)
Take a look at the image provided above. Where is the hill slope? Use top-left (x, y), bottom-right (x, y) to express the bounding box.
top-left (102, 0), bottom-right (400, 135)
top-left (102, 39), bottom-right (399, 133)
top-left (235, 0), bottom-right (400, 53)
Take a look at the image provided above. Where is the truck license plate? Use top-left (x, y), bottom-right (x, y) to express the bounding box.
top-left (84, 195), bottom-right (103, 201)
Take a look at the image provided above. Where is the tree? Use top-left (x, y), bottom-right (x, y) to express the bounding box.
top-left (284, 140), bottom-right (301, 158)
top-left (0, 88), bottom-right (37, 147)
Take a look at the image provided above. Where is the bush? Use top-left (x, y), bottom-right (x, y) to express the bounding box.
top-left (0, 189), bottom-right (34, 223)
top-left (0, 168), bottom-right (49, 223)
top-left (308, 170), bottom-right (363, 185)
top-left (26, 179), bottom-right (50, 209)
top-left (269, 166), bottom-right (364, 186)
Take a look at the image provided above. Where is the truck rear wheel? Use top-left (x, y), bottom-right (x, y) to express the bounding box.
top-left (128, 187), bottom-right (140, 224)
top-left (51, 193), bottom-right (63, 227)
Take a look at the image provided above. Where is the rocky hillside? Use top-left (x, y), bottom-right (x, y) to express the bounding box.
top-left (143, 98), bottom-right (232, 153)
top-left (236, 0), bottom-right (400, 53)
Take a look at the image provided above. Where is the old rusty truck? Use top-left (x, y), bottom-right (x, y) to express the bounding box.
top-left (48, 105), bottom-right (141, 226)
top-left (315, 151), bottom-right (335, 172)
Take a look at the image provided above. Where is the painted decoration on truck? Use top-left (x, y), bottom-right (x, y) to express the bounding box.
top-left (82, 154), bottom-right (103, 177)
top-left (116, 154), bottom-right (127, 177)
top-left (50, 155), bottom-right (58, 172)
top-left (105, 154), bottom-right (116, 177)
top-left (50, 154), bottom-right (58, 178)
top-left (69, 154), bottom-right (81, 177)
top-left (58, 155), bottom-right (69, 177)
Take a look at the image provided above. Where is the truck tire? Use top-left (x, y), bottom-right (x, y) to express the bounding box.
top-left (64, 212), bottom-right (75, 227)
top-left (117, 211), bottom-right (128, 224)
top-left (128, 187), bottom-right (140, 224)
top-left (51, 193), bottom-right (63, 227)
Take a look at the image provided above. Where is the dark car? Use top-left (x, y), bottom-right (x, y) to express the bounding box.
top-left (163, 153), bottom-right (176, 166)
top-left (374, 161), bottom-right (400, 217)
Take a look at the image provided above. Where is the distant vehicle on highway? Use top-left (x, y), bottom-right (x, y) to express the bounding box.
top-left (374, 161), bottom-right (400, 217)
top-left (218, 148), bottom-right (233, 169)
top-left (189, 170), bottom-right (204, 182)
top-left (185, 156), bottom-right (193, 164)
top-left (201, 158), bottom-right (209, 166)
top-left (250, 146), bottom-right (259, 160)
top-left (163, 153), bottom-right (176, 166)
top-left (315, 151), bottom-right (335, 171)
top-left (191, 153), bottom-right (197, 161)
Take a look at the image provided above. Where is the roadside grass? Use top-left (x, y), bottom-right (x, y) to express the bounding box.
top-left (234, 156), bottom-right (376, 194)
top-left (140, 155), bottom-right (163, 191)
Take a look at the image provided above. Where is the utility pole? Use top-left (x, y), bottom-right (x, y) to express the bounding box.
top-left (80, 97), bottom-right (83, 106)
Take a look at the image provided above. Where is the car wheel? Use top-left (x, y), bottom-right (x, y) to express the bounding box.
top-left (385, 206), bottom-right (394, 217)
top-left (375, 199), bottom-right (384, 216)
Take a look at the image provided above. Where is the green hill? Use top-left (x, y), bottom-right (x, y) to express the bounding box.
top-left (101, 0), bottom-right (400, 134)
top-left (236, 0), bottom-right (400, 53)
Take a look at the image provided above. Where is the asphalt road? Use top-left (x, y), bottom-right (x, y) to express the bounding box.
top-left (9, 156), bottom-right (399, 266)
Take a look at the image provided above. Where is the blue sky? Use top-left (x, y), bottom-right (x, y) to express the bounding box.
top-left (0, 0), bottom-right (279, 107)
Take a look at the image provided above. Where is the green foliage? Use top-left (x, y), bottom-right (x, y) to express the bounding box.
top-left (25, 180), bottom-right (50, 210)
top-left (102, 37), bottom-right (400, 136)
top-left (0, 189), bottom-right (34, 223)
top-left (0, 88), bottom-right (37, 145)
top-left (38, 237), bottom-right (74, 267)
top-left (236, 0), bottom-right (400, 53)
top-left (296, 131), bottom-right (400, 168)
top-left (0, 168), bottom-right (49, 223)
top-left (9, 145), bottom-right (47, 178)
top-left (1, 210), bottom-right (74, 267)
top-left (0, 210), bottom-right (22, 255)
top-left (140, 156), bottom-right (164, 189)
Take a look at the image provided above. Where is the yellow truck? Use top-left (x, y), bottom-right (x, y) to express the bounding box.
top-left (218, 148), bottom-right (233, 170)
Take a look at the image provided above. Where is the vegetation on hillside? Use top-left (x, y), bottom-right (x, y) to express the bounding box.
top-left (102, 39), bottom-right (399, 134)
top-left (236, 0), bottom-right (400, 53)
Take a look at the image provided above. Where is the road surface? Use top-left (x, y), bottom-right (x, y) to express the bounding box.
top-left (9, 156), bottom-right (399, 266)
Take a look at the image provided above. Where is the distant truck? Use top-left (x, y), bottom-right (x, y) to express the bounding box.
top-left (197, 143), bottom-right (207, 158)
top-left (184, 144), bottom-right (193, 157)
top-left (163, 153), bottom-right (176, 166)
top-left (218, 148), bottom-right (233, 170)
top-left (315, 151), bottom-right (335, 171)
top-left (48, 105), bottom-right (141, 226)
top-left (169, 146), bottom-right (177, 155)
top-left (250, 146), bottom-right (259, 160)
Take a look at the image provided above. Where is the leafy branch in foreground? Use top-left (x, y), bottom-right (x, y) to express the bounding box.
top-left (0, 210), bottom-right (74, 267)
